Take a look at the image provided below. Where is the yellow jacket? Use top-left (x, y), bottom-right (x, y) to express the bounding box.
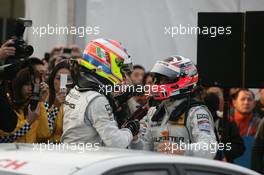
top-left (0, 110), bottom-right (36, 143)
top-left (37, 100), bottom-right (63, 143)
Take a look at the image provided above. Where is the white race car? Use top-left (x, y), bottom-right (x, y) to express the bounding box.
top-left (0, 144), bottom-right (260, 175)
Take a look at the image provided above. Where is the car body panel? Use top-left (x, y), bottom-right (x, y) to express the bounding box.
top-left (0, 144), bottom-right (260, 175)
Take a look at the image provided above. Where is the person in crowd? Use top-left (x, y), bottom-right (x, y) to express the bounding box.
top-left (232, 89), bottom-right (260, 137)
top-left (23, 57), bottom-right (49, 82)
top-left (37, 61), bottom-right (72, 143)
top-left (229, 88), bottom-right (240, 116)
top-left (251, 117), bottom-right (264, 174)
top-left (130, 65), bottom-right (145, 85)
top-left (50, 45), bottom-right (64, 58)
top-left (0, 68), bottom-right (48, 143)
top-left (69, 45), bottom-right (82, 58)
top-left (61, 38), bottom-right (140, 148)
top-left (49, 54), bottom-right (71, 72)
top-left (206, 87), bottom-right (224, 112)
top-left (0, 40), bottom-right (18, 133)
top-left (143, 72), bottom-right (155, 85)
top-left (203, 92), bottom-right (245, 162)
top-left (137, 55), bottom-right (217, 159)
top-left (42, 57), bottom-right (50, 82)
top-left (254, 88), bottom-right (264, 118)
top-left (127, 65), bottom-right (146, 114)
top-left (141, 72), bottom-right (157, 107)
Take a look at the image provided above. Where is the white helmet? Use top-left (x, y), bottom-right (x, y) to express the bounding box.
top-left (150, 55), bottom-right (198, 100)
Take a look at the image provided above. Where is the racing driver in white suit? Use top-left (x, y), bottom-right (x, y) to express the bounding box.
top-left (135, 56), bottom-right (217, 159)
top-left (62, 39), bottom-right (140, 148)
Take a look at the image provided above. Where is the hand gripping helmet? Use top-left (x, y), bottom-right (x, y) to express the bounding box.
top-left (78, 38), bottom-right (132, 85)
top-left (150, 55), bottom-right (198, 100)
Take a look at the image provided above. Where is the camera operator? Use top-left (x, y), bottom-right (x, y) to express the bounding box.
top-left (0, 40), bottom-right (18, 133)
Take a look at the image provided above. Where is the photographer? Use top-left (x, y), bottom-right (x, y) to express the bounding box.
top-left (0, 18), bottom-right (35, 136)
top-left (0, 40), bottom-right (16, 59)
top-left (0, 40), bottom-right (18, 133)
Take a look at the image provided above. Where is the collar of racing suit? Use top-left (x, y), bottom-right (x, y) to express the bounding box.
top-left (151, 98), bottom-right (204, 123)
top-left (164, 98), bottom-right (186, 116)
top-left (75, 72), bottom-right (119, 113)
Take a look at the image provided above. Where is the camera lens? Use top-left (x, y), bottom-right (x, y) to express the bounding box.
top-left (24, 45), bottom-right (34, 57)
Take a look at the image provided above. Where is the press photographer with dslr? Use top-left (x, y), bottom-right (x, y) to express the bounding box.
top-left (0, 18), bottom-right (48, 142)
top-left (0, 40), bottom-right (18, 133)
top-left (0, 40), bottom-right (16, 59)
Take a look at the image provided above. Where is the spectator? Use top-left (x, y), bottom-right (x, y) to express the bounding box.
top-left (23, 57), bottom-right (49, 82)
top-left (143, 72), bottom-right (155, 85)
top-left (48, 55), bottom-right (67, 72)
top-left (254, 88), bottom-right (264, 118)
top-left (50, 45), bottom-right (64, 58)
top-left (230, 89), bottom-right (260, 168)
top-left (207, 87), bottom-right (224, 112)
top-left (142, 72), bottom-right (160, 107)
top-left (0, 40), bottom-right (17, 133)
top-left (37, 61), bottom-right (72, 143)
top-left (130, 65), bottom-right (145, 85)
top-left (69, 45), bottom-right (82, 58)
top-left (251, 117), bottom-right (264, 174)
top-left (203, 92), bottom-right (245, 162)
top-left (229, 88), bottom-right (240, 116)
top-left (0, 68), bottom-right (48, 143)
top-left (127, 65), bottom-right (146, 114)
top-left (232, 89), bottom-right (260, 137)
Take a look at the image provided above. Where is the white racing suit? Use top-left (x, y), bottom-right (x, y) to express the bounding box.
top-left (61, 87), bottom-right (133, 148)
top-left (133, 98), bottom-right (217, 159)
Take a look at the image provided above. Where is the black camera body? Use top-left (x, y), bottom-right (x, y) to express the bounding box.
top-left (9, 18), bottom-right (34, 59)
top-left (0, 18), bottom-right (34, 80)
top-left (30, 83), bottom-right (40, 111)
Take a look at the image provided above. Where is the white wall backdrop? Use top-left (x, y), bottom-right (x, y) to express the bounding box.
top-left (25, 0), bottom-right (264, 70)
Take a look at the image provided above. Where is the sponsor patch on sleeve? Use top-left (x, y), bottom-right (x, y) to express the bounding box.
top-left (105, 104), bottom-right (113, 118)
top-left (197, 114), bottom-right (209, 120)
top-left (197, 119), bottom-right (210, 125)
top-left (198, 123), bottom-right (211, 133)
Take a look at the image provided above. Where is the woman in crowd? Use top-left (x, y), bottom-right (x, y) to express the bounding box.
top-left (37, 61), bottom-right (72, 143)
top-left (0, 67), bottom-right (48, 143)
